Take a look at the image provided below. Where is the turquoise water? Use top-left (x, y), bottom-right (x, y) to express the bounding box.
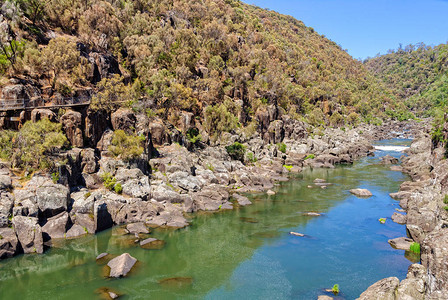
top-left (0, 139), bottom-right (412, 299)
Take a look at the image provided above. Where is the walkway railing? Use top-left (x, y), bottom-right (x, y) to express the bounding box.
top-left (0, 96), bottom-right (91, 112)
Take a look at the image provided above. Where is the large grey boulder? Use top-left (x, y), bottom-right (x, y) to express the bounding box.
top-left (36, 182), bottom-right (70, 217)
top-left (111, 108), bottom-right (136, 134)
top-left (12, 216), bottom-right (43, 254)
top-left (0, 175), bottom-right (12, 190)
top-left (168, 171), bottom-right (202, 192)
top-left (42, 212), bottom-right (70, 240)
top-left (107, 253), bottom-right (137, 278)
top-left (391, 212), bottom-right (406, 225)
top-left (0, 227), bottom-right (19, 259)
top-left (115, 168), bottom-right (151, 199)
top-left (357, 277), bottom-right (399, 300)
top-left (233, 194), bottom-right (252, 206)
top-left (65, 224), bottom-right (87, 239)
top-left (126, 222), bottom-right (149, 234)
top-left (192, 185), bottom-right (230, 211)
top-left (349, 189), bottom-right (372, 197)
top-left (13, 189), bottom-right (39, 217)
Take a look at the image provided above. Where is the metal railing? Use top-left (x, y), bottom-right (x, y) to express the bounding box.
top-left (0, 96), bottom-right (91, 111)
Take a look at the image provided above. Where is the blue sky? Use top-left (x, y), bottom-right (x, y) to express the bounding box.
top-left (244, 0), bottom-right (448, 60)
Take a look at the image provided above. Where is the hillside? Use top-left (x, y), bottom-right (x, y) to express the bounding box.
top-left (365, 43), bottom-right (448, 116)
top-left (0, 0), bottom-right (398, 129)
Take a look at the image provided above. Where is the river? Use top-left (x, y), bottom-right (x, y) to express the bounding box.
top-left (0, 139), bottom-right (414, 299)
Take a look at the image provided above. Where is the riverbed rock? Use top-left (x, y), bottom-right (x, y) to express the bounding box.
top-left (357, 277), bottom-right (400, 300)
top-left (42, 211), bottom-right (70, 240)
top-left (388, 237), bottom-right (413, 250)
top-left (65, 224), bottom-right (87, 239)
top-left (391, 212), bottom-right (407, 225)
top-left (107, 253), bottom-right (137, 278)
top-left (232, 194), bottom-right (252, 206)
top-left (192, 185), bottom-right (230, 211)
top-left (380, 155), bottom-right (399, 165)
top-left (349, 189), bottom-right (372, 197)
top-left (12, 216), bottom-right (43, 254)
top-left (0, 191), bottom-right (14, 227)
top-left (126, 223), bottom-right (149, 234)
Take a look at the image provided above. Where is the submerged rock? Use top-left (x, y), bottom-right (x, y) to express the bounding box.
top-left (233, 194), bottom-right (252, 206)
top-left (140, 238), bottom-right (165, 250)
top-left (349, 189), bottom-right (372, 197)
top-left (158, 277), bottom-right (193, 288)
top-left (380, 155), bottom-right (399, 165)
top-left (289, 232), bottom-right (305, 237)
top-left (107, 253), bottom-right (137, 278)
top-left (266, 190), bottom-right (275, 195)
top-left (126, 223), bottom-right (149, 234)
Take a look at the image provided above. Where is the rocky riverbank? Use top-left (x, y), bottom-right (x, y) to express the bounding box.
top-left (359, 130), bottom-right (448, 299)
top-left (0, 109), bottom-right (424, 262)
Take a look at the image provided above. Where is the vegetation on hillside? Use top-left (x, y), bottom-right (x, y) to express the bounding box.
top-left (0, 0), bottom-right (400, 129)
top-left (365, 43), bottom-right (448, 116)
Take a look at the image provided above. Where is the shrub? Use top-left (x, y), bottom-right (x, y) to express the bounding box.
top-left (114, 183), bottom-right (123, 194)
top-left (246, 151), bottom-right (257, 163)
top-left (101, 172), bottom-right (116, 191)
top-left (307, 107), bottom-right (325, 126)
top-left (332, 284), bottom-right (339, 295)
top-left (204, 101), bottom-right (239, 138)
top-left (277, 142), bottom-right (287, 153)
top-left (186, 127), bottom-right (202, 145)
top-left (410, 242), bottom-right (421, 254)
top-left (51, 171), bottom-right (60, 184)
top-left (305, 154), bottom-right (315, 160)
top-left (283, 165), bottom-right (293, 171)
top-left (13, 119), bottom-right (68, 170)
top-left (109, 130), bottom-right (144, 161)
top-left (329, 112), bottom-right (344, 127)
top-left (226, 142), bottom-right (246, 162)
top-left (0, 130), bottom-right (16, 160)
top-left (347, 112), bottom-right (360, 126)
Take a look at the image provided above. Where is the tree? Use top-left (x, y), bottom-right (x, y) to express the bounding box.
top-left (90, 75), bottom-right (136, 112)
top-left (16, 0), bottom-right (47, 25)
top-left (108, 130), bottom-right (144, 161)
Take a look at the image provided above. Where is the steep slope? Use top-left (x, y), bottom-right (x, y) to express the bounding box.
top-left (1, 0), bottom-right (395, 129)
top-left (365, 43), bottom-right (448, 116)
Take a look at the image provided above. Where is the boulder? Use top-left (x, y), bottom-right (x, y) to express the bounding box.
top-left (0, 175), bottom-right (12, 190)
top-left (81, 148), bottom-right (98, 174)
top-left (107, 253), bottom-right (137, 278)
top-left (349, 189), bottom-right (373, 197)
top-left (396, 264), bottom-right (427, 300)
top-left (65, 224), bottom-right (87, 239)
top-left (233, 194), bottom-right (252, 206)
top-left (168, 171), bottom-right (202, 192)
top-left (61, 110), bottom-right (84, 147)
top-left (357, 277), bottom-right (400, 300)
top-left (391, 212), bottom-right (406, 225)
top-left (12, 216), bottom-right (43, 254)
top-left (115, 168), bottom-right (151, 199)
top-left (318, 296), bottom-right (333, 300)
top-left (0, 227), bottom-right (19, 258)
top-left (380, 155), bottom-right (399, 165)
top-left (31, 109), bottom-right (56, 122)
top-left (0, 191), bottom-right (14, 227)
top-left (126, 223), bottom-right (149, 234)
top-left (388, 237), bottom-right (413, 250)
top-left (192, 185), bottom-right (230, 211)
top-left (111, 108), bottom-right (136, 134)
top-left (149, 120), bottom-right (170, 146)
top-left (36, 182), bottom-right (70, 217)
top-left (42, 212), bottom-right (70, 240)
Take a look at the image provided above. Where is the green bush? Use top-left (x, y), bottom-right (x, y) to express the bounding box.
top-left (51, 172), bottom-right (60, 184)
top-left (204, 101), bottom-right (239, 138)
top-left (277, 142), bottom-right (287, 153)
top-left (305, 154), bottom-right (315, 160)
top-left (246, 151), bottom-right (257, 163)
top-left (329, 112), bottom-right (344, 127)
top-left (13, 119), bottom-right (68, 170)
top-left (347, 112), bottom-right (360, 126)
top-left (283, 165), bottom-right (293, 171)
top-left (0, 130), bottom-right (16, 160)
top-left (114, 183), bottom-right (123, 194)
top-left (410, 242), bottom-right (421, 254)
top-left (109, 130), bottom-right (144, 161)
top-left (101, 172), bottom-right (117, 191)
top-left (226, 142), bottom-right (246, 162)
top-left (186, 127), bottom-right (202, 144)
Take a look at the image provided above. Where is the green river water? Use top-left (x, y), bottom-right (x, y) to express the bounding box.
top-left (0, 139), bottom-right (414, 299)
